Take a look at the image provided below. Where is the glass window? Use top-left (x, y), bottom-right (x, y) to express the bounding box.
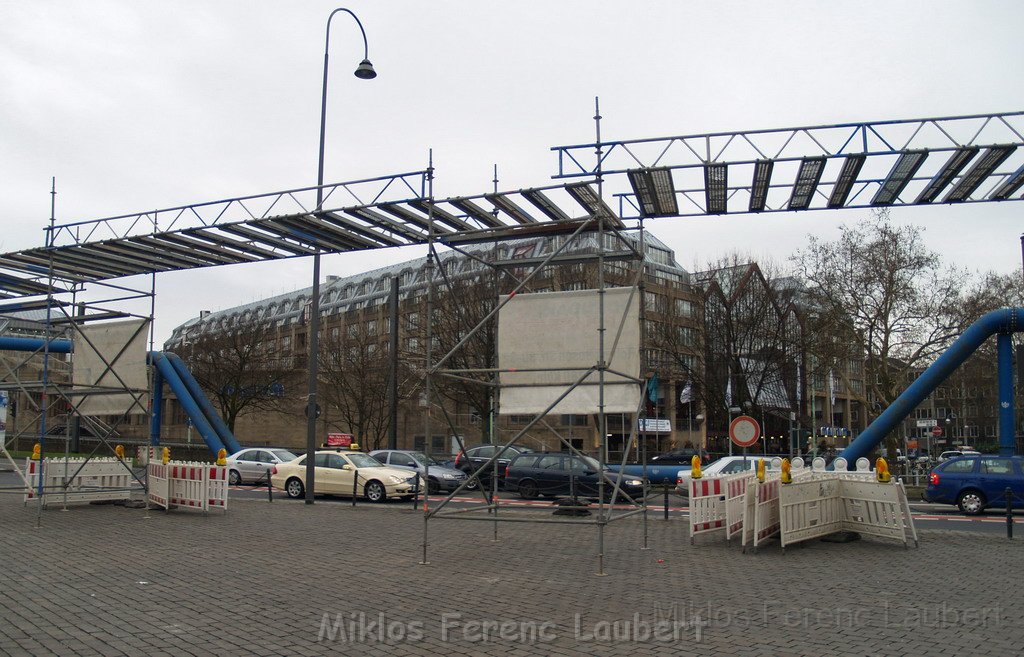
top-left (325, 454), bottom-right (347, 469)
top-left (942, 459), bottom-right (976, 474)
top-left (980, 458), bottom-right (1012, 475)
top-left (390, 453), bottom-right (415, 467)
top-left (536, 456), bottom-right (562, 470)
top-left (471, 446), bottom-right (496, 458)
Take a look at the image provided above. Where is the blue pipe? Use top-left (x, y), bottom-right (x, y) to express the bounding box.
top-left (998, 334), bottom-right (1016, 456)
top-left (164, 352), bottom-right (241, 454)
top-left (150, 362), bottom-right (163, 446)
top-left (0, 337), bottom-right (72, 353)
top-left (840, 308), bottom-right (1023, 466)
top-left (150, 352), bottom-right (225, 455)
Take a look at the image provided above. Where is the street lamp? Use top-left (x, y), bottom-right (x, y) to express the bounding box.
top-left (305, 8), bottom-right (377, 504)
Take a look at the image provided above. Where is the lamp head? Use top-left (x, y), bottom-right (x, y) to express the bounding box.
top-left (354, 58), bottom-right (377, 79)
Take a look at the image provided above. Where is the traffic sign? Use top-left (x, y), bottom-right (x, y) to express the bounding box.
top-left (729, 415), bottom-right (761, 448)
top-left (931, 425), bottom-right (943, 437)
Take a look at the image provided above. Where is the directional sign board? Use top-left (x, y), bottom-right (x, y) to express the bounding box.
top-left (729, 415), bottom-right (761, 448)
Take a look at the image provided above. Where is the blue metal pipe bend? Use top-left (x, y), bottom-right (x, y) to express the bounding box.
top-left (839, 308), bottom-right (1022, 466)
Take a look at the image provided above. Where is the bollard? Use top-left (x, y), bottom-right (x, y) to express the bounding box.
top-left (352, 469), bottom-right (358, 507)
top-left (1007, 487), bottom-right (1013, 540)
top-left (663, 486), bottom-right (669, 521)
top-left (413, 475), bottom-right (420, 511)
top-left (266, 468), bottom-right (273, 503)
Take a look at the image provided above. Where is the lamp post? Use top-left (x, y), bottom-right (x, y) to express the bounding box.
top-left (305, 8), bottom-right (377, 504)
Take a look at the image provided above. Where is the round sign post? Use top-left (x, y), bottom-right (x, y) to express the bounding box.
top-left (729, 415), bottom-right (761, 448)
top-left (931, 425), bottom-right (943, 438)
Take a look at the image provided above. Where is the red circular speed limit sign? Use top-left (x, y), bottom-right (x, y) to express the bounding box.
top-left (729, 415), bottom-right (761, 448)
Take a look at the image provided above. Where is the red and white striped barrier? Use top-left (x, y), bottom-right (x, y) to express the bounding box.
top-left (689, 471), bottom-right (754, 543)
top-left (24, 458), bottom-right (134, 507)
top-left (741, 478), bottom-right (781, 551)
top-left (147, 460), bottom-right (228, 512)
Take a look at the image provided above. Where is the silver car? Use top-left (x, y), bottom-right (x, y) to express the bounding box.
top-left (369, 449), bottom-right (475, 494)
top-left (226, 448), bottom-right (298, 485)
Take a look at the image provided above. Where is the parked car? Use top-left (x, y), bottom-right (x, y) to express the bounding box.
top-left (453, 444), bottom-right (535, 488)
top-left (648, 448), bottom-right (707, 465)
top-left (505, 452), bottom-right (646, 501)
top-left (270, 450), bottom-right (423, 502)
top-left (938, 450), bottom-right (980, 462)
top-left (369, 449), bottom-right (474, 493)
top-left (924, 454), bottom-right (1024, 515)
top-left (675, 455), bottom-right (781, 494)
top-left (226, 447), bottom-right (298, 485)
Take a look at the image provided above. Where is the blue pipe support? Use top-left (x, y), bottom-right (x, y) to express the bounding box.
top-left (998, 333), bottom-right (1015, 456)
top-left (839, 308), bottom-right (1023, 467)
top-left (150, 352), bottom-right (225, 455)
top-left (150, 362), bottom-right (163, 446)
top-left (164, 352), bottom-right (241, 454)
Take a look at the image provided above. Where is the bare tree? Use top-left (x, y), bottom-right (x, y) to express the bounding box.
top-left (318, 317), bottom-right (416, 451)
top-left (182, 320), bottom-right (297, 432)
top-left (790, 210), bottom-right (973, 455)
top-left (651, 255), bottom-right (800, 437)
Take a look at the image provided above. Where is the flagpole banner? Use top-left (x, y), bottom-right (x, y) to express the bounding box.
top-left (498, 287), bottom-right (640, 415)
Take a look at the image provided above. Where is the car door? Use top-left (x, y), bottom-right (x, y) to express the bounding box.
top-left (388, 452), bottom-right (418, 474)
top-left (978, 457), bottom-right (1020, 507)
top-left (250, 451), bottom-right (276, 482)
top-left (235, 450), bottom-right (261, 481)
top-left (313, 453), bottom-right (345, 495)
top-left (535, 455), bottom-right (566, 496)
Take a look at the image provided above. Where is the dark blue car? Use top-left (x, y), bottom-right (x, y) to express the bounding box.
top-left (924, 455), bottom-right (1024, 515)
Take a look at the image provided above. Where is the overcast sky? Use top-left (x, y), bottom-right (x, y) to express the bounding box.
top-left (2, 1), bottom-right (1022, 346)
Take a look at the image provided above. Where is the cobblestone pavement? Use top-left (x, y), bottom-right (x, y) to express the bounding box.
top-left (0, 493), bottom-right (1021, 657)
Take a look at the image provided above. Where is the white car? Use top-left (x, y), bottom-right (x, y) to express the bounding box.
top-left (938, 450), bottom-right (980, 462)
top-left (226, 447), bottom-right (298, 485)
top-left (675, 455), bottom-right (781, 493)
top-left (271, 450), bottom-right (424, 502)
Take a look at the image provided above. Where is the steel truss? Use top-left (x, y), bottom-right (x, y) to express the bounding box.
top-left (551, 111), bottom-right (1024, 218)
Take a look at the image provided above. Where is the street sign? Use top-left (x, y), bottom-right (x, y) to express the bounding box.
top-left (729, 415), bottom-right (761, 448)
top-left (915, 419), bottom-right (935, 428)
top-left (931, 425), bottom-right (943, 437)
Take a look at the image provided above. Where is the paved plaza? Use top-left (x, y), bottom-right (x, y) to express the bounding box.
top-left (0, 492), bottom-right (1021, 656)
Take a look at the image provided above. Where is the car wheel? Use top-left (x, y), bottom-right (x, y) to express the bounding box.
top-left (228, 470), bottom-right (242, 486)
top-left (957, 490), bottom-right (986, 515)
top-left (285, 477), bottom-right (304, 499)
top-left (463, 477), bottom-right (480, 491)
top-left (427, 478), bottom-right (440, 495)
top-left (518, 480), bottom-right (539, 499)
top-left (365, 480), bottom-right (387, 503)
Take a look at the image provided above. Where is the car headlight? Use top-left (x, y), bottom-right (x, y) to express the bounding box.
top-left (388, 474), bottom-right (406, 484)
top-left (624, 479), bottom-right (643, 487)
top-left (441, 473), bottom-right (457, 479)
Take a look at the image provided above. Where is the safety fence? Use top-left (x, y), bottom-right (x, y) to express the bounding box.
top-left (147, 460), bottom-right (229, 512)
top-left (24, 457), bottom-right (136, 507)
top-left (689, 471), bottom-right (755, 542)
top-left (689, 457), bottom-right (917, 551)
top-left (779, 477), bottom-right (917, 549)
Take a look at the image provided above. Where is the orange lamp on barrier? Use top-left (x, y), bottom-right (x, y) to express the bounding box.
top-left (115, 445), bottom-right (125, 460)
top-left (876, 457), bottom-right (891, 483)
top-left (781, 458), bottom-right (792, 484)
top-left (161, 447), bottom-right (170, 465)
top-left (31, 443), bottom-right (40, 460)
top-left (216, 448), bottom-right (227, 466)
top-left (756, 458), bottom-right (766, 483)
top-left (690, 454), bottom-right (702, 479)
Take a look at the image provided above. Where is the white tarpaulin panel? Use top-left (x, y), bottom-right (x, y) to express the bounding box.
top-left (74, 319), bottom-right (150, 416)
top-left (498, 287), bottom-right (640, 415)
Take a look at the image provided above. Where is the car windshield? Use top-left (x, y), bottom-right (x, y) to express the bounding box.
top-left (409, 452), bottom-right (440, 466)
top-left (272, 450), bottom-right (297, 461)
top-left (346, 453), bottom-right (384, 468)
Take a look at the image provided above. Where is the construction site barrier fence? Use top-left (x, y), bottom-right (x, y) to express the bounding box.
top-left (147, 461), bottom-right (228, 512)
top-left (24, 458), bottom-right (135, 507)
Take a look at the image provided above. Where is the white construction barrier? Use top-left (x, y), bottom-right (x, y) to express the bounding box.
top-left (147, 460), bottom-right (228, 512)
top-left (689, 471), bottom-right (754, 543)
top-left (779, 478), bottom-right (844, 548)
top-left (24, 458), bottom-right (135, 507)
top-left (779, 476), bottom-right (917, 550)
top-left (741, 478), bottom-right (781, 551)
